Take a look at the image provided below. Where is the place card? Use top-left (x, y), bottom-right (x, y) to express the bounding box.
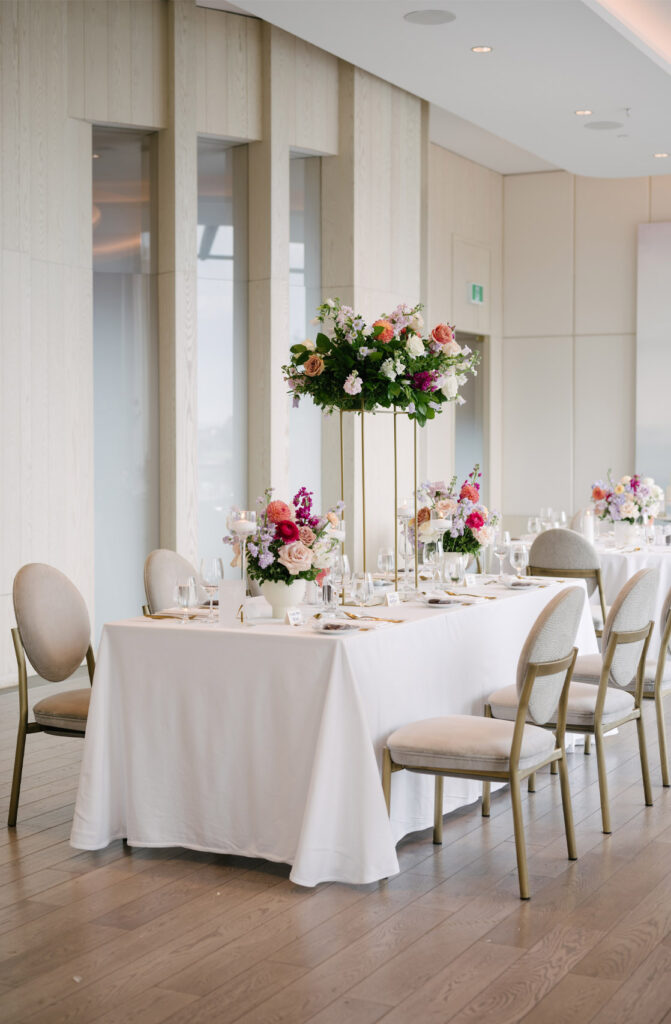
top-left (385, 591), bottom-right (401, 606)
top-left (284, 607), bottom-right (304, 626)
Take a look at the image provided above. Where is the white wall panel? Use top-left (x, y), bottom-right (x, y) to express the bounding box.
top-left (574, 175), bottom-right (649, 335)
top-left (502, 336), bottom-right (573, 518)
top-left (503, 171), bottom-right (574, 338)
top-left (651, 176), bottom-right (671, 223)
top-left (573, 334), bottom-right (635, 508)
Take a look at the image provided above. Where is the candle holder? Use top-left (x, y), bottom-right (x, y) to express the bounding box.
top-left (227, 510), bottom-right (257, 596)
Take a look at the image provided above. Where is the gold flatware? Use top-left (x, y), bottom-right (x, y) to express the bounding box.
top-left (147, 612), bottom-right (199, 621)
top-left (343, 611), bottom-right (404, 624)
top-left (444, 590), bottom-right (497, 600)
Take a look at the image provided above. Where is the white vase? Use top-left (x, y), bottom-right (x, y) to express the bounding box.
top-left (613, 520), bottom-right (638, 548)
top-left (259, 579), bottom-right (306, 618)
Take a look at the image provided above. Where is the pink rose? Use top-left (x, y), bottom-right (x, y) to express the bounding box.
top-left (276, 520), bottom-right (300, 543)
top-left (299, 525), bottom-right (316, 546)
top-left (431, 323), bottom-right (454, 345)
top-left (277, 541), bottom-right (313, 576)
top-left (267, 500), bottom-right (294, 523)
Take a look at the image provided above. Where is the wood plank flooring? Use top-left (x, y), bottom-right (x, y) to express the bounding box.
top-left (2, 679), bottom-right (671, 1022)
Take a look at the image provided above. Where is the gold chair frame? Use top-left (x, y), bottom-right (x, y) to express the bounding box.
top-left (489, 622), bottom-right (654, 836)
top-left (640, 610), bottom-right (671, 787)
top-left (382, 648), bottom-right (578, 900)
top-left (8, 627), bottom-right (95, 828)
top-left (527, 564), bottom-right (607, 638)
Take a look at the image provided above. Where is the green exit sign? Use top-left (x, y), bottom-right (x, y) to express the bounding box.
top-left (469, 283), bottom-right (484, 305)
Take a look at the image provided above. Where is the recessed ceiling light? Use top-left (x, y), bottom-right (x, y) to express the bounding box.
top-left (92, 153), bottom-right (100, 159)
top-left (471, 45), bottom-right (492, 53)
top-left (403, 10), bottom-right (456, 25)
top-left (583, 120), bottom-right (623, 131)
top-left (574, 110), bottom-right (592, 116)
top-left (654, 152), bottom-right (669, 158)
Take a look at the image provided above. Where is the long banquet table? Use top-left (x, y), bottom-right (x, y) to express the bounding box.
top-left (70, 580), bottom-right (598, 887)
top-left (595, 541), bottom-right (671, 658)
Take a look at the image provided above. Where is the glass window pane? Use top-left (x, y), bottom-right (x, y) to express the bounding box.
top-left (93, 128), bottom-right (158, 638)
top-left (197, 140), bottom-right (248, 564)
top-left (289, 156), bottom-right (322, 508)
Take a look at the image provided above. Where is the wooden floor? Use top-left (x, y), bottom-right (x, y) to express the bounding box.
top-left (3, 682), bottom-right (671, 1024)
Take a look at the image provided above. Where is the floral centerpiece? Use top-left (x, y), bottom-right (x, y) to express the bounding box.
top-left (224, 488), bottom-right (344, 617)
top-left (282, 299), bottom-right (479, 427)
top-left (415, 465), bottom-right (499, 559)
top-left (591, 473), bottom-right (664, 525)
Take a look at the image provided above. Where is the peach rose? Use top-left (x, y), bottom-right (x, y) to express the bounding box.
top-left (303, 354), bottom-right (325, 377)
top-left (299, 525), bottom-right (316, 546)
top-left (373, 319), bottom-right (394, 343)
top-left (277, 541), bottom-right (313, 575)
top-left (267, 500), bottom-right (294, 523)
top-left (326, 511), bottom-right (339, 527)
top-left (435, 497), bottom-right (458, 517)
top-left (592, 486), bottom-right (606, 501)
top-left (431, 323), bottom-right (454, 345)
top-left (444, 339), bottom-right (462, 356)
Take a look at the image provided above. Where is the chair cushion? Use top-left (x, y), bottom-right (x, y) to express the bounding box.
top-left (488, 681), bottom-right (635, 728)
top-left (573, 653), bottom-right (671, 695)
top-left (387, 714), bottom-right (556, 774)
top-left (33, 688), bottom-right (90, 732)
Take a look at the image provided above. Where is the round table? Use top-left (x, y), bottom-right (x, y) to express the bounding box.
top-left (595, 540), bottom-right (671, 658)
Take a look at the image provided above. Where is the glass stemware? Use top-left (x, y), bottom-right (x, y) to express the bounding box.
top-left (444, 552), bottom-right (466, 587)
top-left (174, 576), bottom-right (197, 624)
top-left (377, 548), bottom-right (394, 576)
top-left (352, 572), bottom-right (374, 609)
top-left (493, 530), bottom-right (511, 580)
top-left (540, 508), bottom-right (554, 532)
top-left (227, 510), bottom-right (257, 595)
top-left (527, 516), bottom-right (541, 536)
top-left (509, 543), bottom-right (529, 577)
top-left (200, 557), bottom-right (224, 622)
top-left (396, 500), bottom-right (414, 592)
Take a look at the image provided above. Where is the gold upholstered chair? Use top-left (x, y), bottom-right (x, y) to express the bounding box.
top-left (382, 587), bottom-right (584, 900)
top-left (8, 563), bottom-right (94, 827)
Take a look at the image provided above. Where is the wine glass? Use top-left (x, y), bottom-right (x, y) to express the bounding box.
top-left (173, 576), bottom-right (196, 624)
top-left (540, 508), bottom-right (554, 532)
top-left (377, 548), bottom-right (394, 577)
top-left (527, 516), bottom-right (541, 536)
top-left (227, 510), bottom-right (257, 595)
top-left (352, 572), bottom-right (374, 609)
top-left (556, 509), bottom-right (568, 528)
top-left (493, 530), bottom-right (510, 580)
top-left (200, 557), bottom-right (224, 622)
top-left (330, 554), bottom-right (351, 606)
top-left (509, 543), bottom-right (529, 578)
top-left (396, 500), bottom-right (413, 592)
top-left (445, 552), bottom-right (466, 587)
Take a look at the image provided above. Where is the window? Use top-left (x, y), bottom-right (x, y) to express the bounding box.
top-left (93, 127), bottom-right (158, 637)
top-left (197, 140), bottom-right (248, 562)
top-left (289, 156), bottom-right (322, 507)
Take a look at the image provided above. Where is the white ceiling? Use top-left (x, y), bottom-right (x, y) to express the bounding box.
top-left (198, 0), bottom-right (671, 178)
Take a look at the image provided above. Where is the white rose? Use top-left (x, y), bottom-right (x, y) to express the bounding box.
top-left (473, 526), bottom-right (494, 546)
top-left (621, 475), bottom-right (631, 485)
top-left (441, 374), bottom-right (458, 400)
top-left (620, 500), bottom-right (637, 519)
top-left (277, 541), bottom-right (313, 575)
top-left (444, 340), bottom-right (462, 356)
top-left (405, 335), bottom-right (425, 358)
top-left (310, 539), bottom-right (336, 570)
top-left (303, 338), bottom-right (315, 351)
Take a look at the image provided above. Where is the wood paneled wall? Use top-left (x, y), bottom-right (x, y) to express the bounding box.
top-left (502, 170), bottom-right (669, 532)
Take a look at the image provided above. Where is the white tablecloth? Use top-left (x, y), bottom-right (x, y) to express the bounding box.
top-left (71, 581), bottom-right (597, 887)
top-left (596, 543), bottom-right (671, 658)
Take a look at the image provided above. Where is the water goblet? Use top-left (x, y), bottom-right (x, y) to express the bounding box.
top-left (527, 516), bottom-right (541, 536)
top-left (200, 557), bottom-right (224, 622)
top-left (377, 547), bottom-right (394, 577)
top-left (540, 508), bottom-right (554, 532)
top-left (509, 543), bottom-right (529, 578)
top-left (174, 576), bottom-right (196, 624)
top-left (493, 531), bottom-right (510, 580)
top-left (352, 572), bottom-right (374, 609)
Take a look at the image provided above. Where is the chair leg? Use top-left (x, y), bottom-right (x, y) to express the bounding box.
top-left (636, 712), bottom-right (653, 808)
top-left (594, 728), bottom-right (612, 835)
top-left (527, 772), bottom-right (536, 793)
top-left (558, 752), bottom-right (577, 861)
top-left (382, 748), bottom-right (392, 816)
top-left (550, 760), bottom-right (558, 776)
top-left (8, 720), bottom-right (27, 828)
top-left (482, 781), bottom-right (491, 816)
top-left (655, 691), bottom-right (670, 788)
top-left (433, 775), bottom-right (443, 844)
top-left (510, 774), bottom-right (530, 900)
top-left (584, 733), bottom-right (592, 755)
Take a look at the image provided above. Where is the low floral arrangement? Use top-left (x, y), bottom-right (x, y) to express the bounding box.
top-left (224, 488), bottom-right (344, 584)
top-left (591, 473), bottom-right (664, 524)
top-left (414, 465), bottom-right (499, 557)
top-left (282, 299), bottom-right (480, 427)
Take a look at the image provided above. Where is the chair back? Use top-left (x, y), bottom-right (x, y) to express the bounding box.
top-left (144, 549), bottom-right (200, 613)
top-left (661, 585), bottom-right (671, 658)
top-left (528, 528), bottom-right (600, 597)
top-left (603, 568), bottom-right (659, 687)
top-left (516, 586), bottom-right (584, 725)
top-left (13, 564), bottom-right (91, 683)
